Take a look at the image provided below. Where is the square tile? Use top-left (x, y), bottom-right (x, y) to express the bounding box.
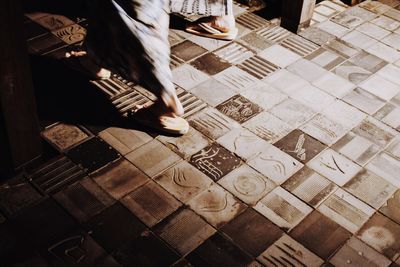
top-left (330, 237), bottom-right (392, 267)
top-left (187, 183), bottom-right (246, 228)
top-left (385, 8), bottom-right (400, 21)
top-left (214, 42), bottom-right (254, 65)
top-left (218, 164), bottom-right (276, 205)
top-left (308, 148), bottom-right (362, 186)
top-left (321, 100), bottom-right (367, 129)
top-left (248, 145), bottom-right (303, 185)
top-left (287, 59), bottom-right (328, 83)
top-left (187, 34), bottom-right (230, 51)
top-left (356, 22), bottom-right (391, 39)
top-left (378, 64), bottom-right (400, 86)
top-left (189, 143), bottom-right (241, 181)
top-left (366, 42), bottom-right (400, 63)
top-left (91, 159), bottom-right (149, 199)
top-left (240, 82), bottom-right (287, 110)
top-left (324, 38), bottom-right (360, 59)
top-left (289, 210), bottom-right (352, 260)
top-left (121, 180), bottom-right (181, 227)
top-left (357, 212), bottom-right (400, 260)
top-left (171, 40), bottom-right (207, 62)
top-left (42, 123), bottom-right (90, 152)
top-left (216, 95), bottom-right (263, 124)
top-left (316, 20), bottom-right (350, 37)
top-left (112, 231), bottom-right (179, 266)
top-left (318, 188), bottom-right (375, 233)
top-left (99, 127), bottom-right (153, 155)
top-left (154, 208), bottom-right (216, 255)
top-left (349, 50), bottom-right (388, 73)
top-left (258, 234), bottom-right (324, 267)
top-left (344, 169), bottom-right (397, 209)
top-left (282, 167), bottom-right (337, 207)
top-left (172, 64), bottom-right (210, 90)
top-left (187, 233), bottom-right (253, 267)
top-left (291, 84), bottom-right (336, 112)
top-left (342, 87), bottom-right (386, 115)
top-left (359, 0), bottom-right (391, 14)
top-left (213, 66), bottom-right (259, 93)
top-left (305, 47), bottom-right (346, 70)
top-left (258, 44), bottom-right (301, 68)
top-left (352, 117), bottom-right (397, 148)
top-left (190, 79), bottom-right (235, 106)
top-left (366, 152), bottom-right (400, 187)
top-left (243, 112), bottom-right (293, 144)
top-left (341, 30), bottom-right (378, 49)
top-left (221, 207), bottom-right (284, 257)
top-left (330, 6), bottom-right (376, 28)
top-left (256, 25), bottom-right (292, 44)
top-left (380, 189), bottom-right (400, 225)
top-left (217, 127), bottom-right (271, 160)
top-left (190, 53), bottom-right (231, 75)
top-left (237, 55), bottom-right (281, 79)
top-left (279, 34), bottom-right (320, 57)
top-left (274, 129), bottom-right (327, 164)
top-left (154, 161), bottom-right (213, 203)
top-left (28, 33), bottom-right (66, 54)
top-left (35, 14), bottom-right (75, 31)
top-left (157, 127), bottom-right (210, 159)
top-left (270, 98), bottom-right (317, 128)
top-left (376, 103), bottom-right (400, 130)
top-left (51, 24), bottom-right (86, 44)
top-left (371, 15), bottom-right (400, 31)
top-left (66, 137), bottom-right (120, 174)
top-left (263, 69), bottom-right (309, 95)
top-left (333, 61), bottom-right (373, 84)
top-left (175, 87), bottom-right (208, 119)
top-left (386, 135), bottom-right (400, 160)
top-left (360, 75), bottom-right (400, 101)
top-left (235, 12), bottom-right (270, 30)
top-left (238, 31), bottom-right (272, 53)
top-left (54, 177), bottom-right (115, 222)
top-left (299, 27), bottom-right (336, 46)
top-left (332, 132), bottom-right (381, 166)
top-left (188, 107), bottom-right (240, 140)
top-left (300, 113), bottom-right (349, 146)
top-left (126, 139), bottom-right (181, 178)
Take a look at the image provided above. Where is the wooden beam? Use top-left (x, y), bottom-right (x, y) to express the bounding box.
top-left (281, 0), bottom-right (316, 33)
top-left (0, 0), bottom-right (42, 177)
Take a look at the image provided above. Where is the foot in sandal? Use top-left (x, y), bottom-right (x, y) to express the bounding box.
top-left (186, 15), bottom-right (238, 40)
top-left (65, 50), bottom-right (111, 80)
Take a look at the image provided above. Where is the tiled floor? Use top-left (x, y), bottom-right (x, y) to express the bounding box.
top-left (3, 0), bottom-right (400, 266)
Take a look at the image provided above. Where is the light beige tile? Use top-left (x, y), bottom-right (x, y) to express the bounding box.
top-left (241, 82), bottom-right (287, 110)
top-left (366, 152), bottom-right (400, 187)
top-left (366, 42), bottom-right (400, 63)
top-left (360, 75), bottom-right (400, 101)
top-left (258, 44), bottom-right (301, 68)
top-left (172, 64), bottom-right (210, 90)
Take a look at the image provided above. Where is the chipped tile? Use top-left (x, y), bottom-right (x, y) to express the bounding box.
top-left (187, 183), bottom-right (246, 228)
top-left (154, 161), bottom-right (213, 203)
top-left (121, 180), bottom-right (181, 227)
top-left (254, 187), bottom-right (313, 231)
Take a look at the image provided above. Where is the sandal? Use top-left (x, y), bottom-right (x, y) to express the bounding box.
top-left (186, 17), bottom-right (238, 41)
top-left (64, 51), bottom-right (111, 80)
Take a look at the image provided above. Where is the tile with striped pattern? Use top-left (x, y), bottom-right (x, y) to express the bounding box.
top-left (235, 12), bottom-right (270, 30)
top-left (111, 90), bottom-right (153, 116)
top-left (256, 25), bottom-right (293, 43)
top-left (176, 87), bottom-right (207, 118)
top-left (280, 35), bottom-right (320, 57)
top-left (213, 66), bottom-right (259, 92)
top-left (214, 42), bottom-right (254, 64)
top-left (238, 55), bottom-right (280, 79)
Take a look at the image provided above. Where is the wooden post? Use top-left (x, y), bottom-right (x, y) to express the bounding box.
top-left (0, 0), bottom-right (42, 177)
top-left (281, 0), bottom-right (316, 33)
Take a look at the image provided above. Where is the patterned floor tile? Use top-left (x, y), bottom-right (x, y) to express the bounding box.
top-left (356, 21), bottom-right (391, 39)
top-left (287, 58), bottom-right (329, 83)
top-left (385, 7), bottom-right (400, 20)
top-left (282, 167), bottom-right (337, 207)
top-left (243, 111), bottom-right (293, 144)
top-left (330, 237), bottom-right (392, 267)
top-left (51, 24), bottom-right (86, 45)
top-left (353, 117), bottom-right (397, 148)
top-left (154, 160), bottom-right (213, 203)
top-left (241, 82), bottom-right (287, 110)
top-left (41, 123), bottom-right (91, 152)
top-left (380, 189), bottom-right (400, 225)
top-left (186, 232), bottom-right (253, 267)
top-left (333, 61), bottom-right (372, 85)
top-left (254, 187), bottom-right (313, 231)
top-left (126, 139), bottom-right (181, 178)
top-left (112, 231), bottom-right (180, 266)
top-left (316, 20), bottom-right (350, 37)
top-left (274, 129), bottom-right (326, 164)
top-left (322, 100), bottom-right (367, 129)
top-left (187, 183), bottom-right (246, 228)
top-left (359, 0), bottom-right (392, 14)
top-left (270, 98), bottom-right (317, 128)
top-left (91, 159), bottom-right (149, 200)
top-left (324, 38), bottom-right (360, 59)
top-left (213, 66), bottom-right (259, 93)
top-left (280, 34), bottom-right (320, 57)
top-left (299, 27), bottom-right (336, 46)
top-left (357, 212), bottom-right (400, 260)
top-left (217, 127), bottom-right (271, 160)
top-left (292, 84), bottom-right (336, 112)
top-left (313, 71), bottom-right (355, 98)
top-left (366, 152), bottom-right (400, 187)
top-left (154, 208), bottom-right (216, 255)
top-left (0, 175), bottom-right (42, 217)
top-left (257, 234), bottom-right (324, 267)
top-left (213, 42), bottom-right (254, 65)
top-left (175, 87), bottom-right (208, 119)
top-left (248, 144), bottom-right (303, 185)
top-left (289, 210), bottom-right (352, 260)
top-left (238, 31), bottom-right (272, 53)
top-left (54, 177), bottom-right (115, 222)
top-left (99, 127), bottom-right (153, 155)
top-left (341, 30), bottom-right (378, 50)
top-left (376, 103), bottom-right (400, 131)
top-left (171, 40), bottom-right (207, 62)
top-left (305, 47), bottom-right (346, 70)
top-left (218, 164), bottom-right (276, 206)
top-left (258, 44), bottom-right (301, 68)
top-left (237, 55), bottom-right (281, 79)
top-left (256, 25), bottom-right (292, 44)
top-left (342, 87), bottom-right (386, 115)
top-left (235, 12), bottom-right (270, 30)
top-left (318, 188), bottom-right (375, 233)
top-left (308, 148), bottom-right (362, 186)
top-left (263, 68), bottom-right (309, 95)
top-left (190, 52), bottom-right (231, 75)
top-left (121, 180), bottom-right (181, 227)
top-left (372, 14), bottom-right (400, 30)
top-left (222, 207), bottom-right (283, 257)
top-left (216, 95), bottom-right (263, 124)
top-left (190, 79), bottom-right (236, 106)
top-left (360, 75), bottom-right (400, 101)
top-left (386, 135), bottom-right (400, 160)
top-left (35, 14), bottom-right (75, 31)
top-left (366, 42), bottom-right (400, 63)
top-left (331, 6), bottom-right (376, 29)
top-left (172, 64), bottom-right (210, 90)
top-left (378, 64), bottom-right (400, 86)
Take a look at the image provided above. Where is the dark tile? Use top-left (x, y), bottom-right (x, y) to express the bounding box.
top-left (66, 137), bottom-right (120, 174)
top-left (274, 129), bottom-right (327, 163)
top-left (27, 33), bottom-right (66, 55)
top-left (189, 143), bottom-right (241, 181)
top-left (221, 208), bottom-right (284, 257)
top-left (27, 155), bottom-right (86, 194)
top-left (0, 175), bottom-right (42, 217)
top-left (43, 231), bottom-right (121, 267)
top-left (112, 231), bottom-right (179, 267)
top-left (190, 53), bottom-right (231, 75)
top-left (0, 222), bottom-right (20, 264)
top-left (216, 95), bottom-right (263, 124)
top-left (24, 21), bottom-right (48, 40)
top-left (54, 177), bottom-right (115, 222)
top-left (186, 232), bottom-right (253, 267)
top-left (171, 40), bottom-right (207, 62)
top-left (289, 210), bottom-right (351, 260)
top-left (12, 254), bottom-right (51, 267)
top-left (380, 189), bottom-right (400, 225)
top-left (83, 203), bottom-right (146, 252)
